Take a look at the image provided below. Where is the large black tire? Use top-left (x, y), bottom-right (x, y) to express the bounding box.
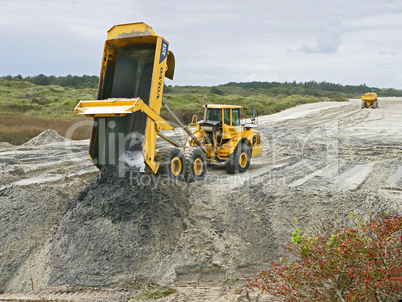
top-left (361, 101), bottom-right (366, 109)
top-left (374, 100), bottom-right (379, 108)
top-left (184, 147), bottom-right (207, 182)
top-left (225, 143), bottom-right (251, 174)
top-left (155, 147), bottom-right (186, 181)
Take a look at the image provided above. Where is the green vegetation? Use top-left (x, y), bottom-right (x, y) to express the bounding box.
top-left (219, 81), bottom-right (402, 98)
top-left (224, 275), bottom-right (240, 285)
top-left (3, 74), bottom-right (99, 88)
top-left (132, 287), bottom-right (177, 300)
top-left (0, 77), bottom-right (97, 118)
top-left (1, 74), bottom-right (401, 145)
top-left (162, 88), bottom-right (324, 123)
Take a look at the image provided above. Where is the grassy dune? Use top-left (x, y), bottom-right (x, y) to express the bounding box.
top-left (0, 78), bottom-right (96, 118)
top-left (163, 92), bottom-right (323, 122)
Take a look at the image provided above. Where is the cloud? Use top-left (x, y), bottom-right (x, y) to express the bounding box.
top-left (298, 22), bottom-right (342, 55)
top-left (379, 51), bottom-right (398, 56)
top-left (1, 0), bottom-right (402, 88)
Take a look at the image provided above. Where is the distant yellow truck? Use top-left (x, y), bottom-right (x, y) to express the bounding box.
top-left (361, 92), bottom-right (379, 109)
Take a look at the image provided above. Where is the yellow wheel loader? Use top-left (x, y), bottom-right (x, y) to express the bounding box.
top-left (75, 23), bottom-right (262, 182)
top-left (361, 92), bottom-right (379, 109)
top-left (186, 104), bottom-right (262, 174)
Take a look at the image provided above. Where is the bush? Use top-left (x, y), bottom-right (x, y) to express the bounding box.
top-left (248, 212), bottom-right (402, 301)
top-left (210, 86), bottom-right (224, 95)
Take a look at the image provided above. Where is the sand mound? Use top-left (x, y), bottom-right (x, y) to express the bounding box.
top-left (0, 142), bottom-right (15, 149)
top-left (23, 130), bottom-right (67, 146)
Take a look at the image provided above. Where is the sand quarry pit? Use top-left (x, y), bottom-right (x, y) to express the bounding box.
top-left (0, 98), bottom-right (401, 301)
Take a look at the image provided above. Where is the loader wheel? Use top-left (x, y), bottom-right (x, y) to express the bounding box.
top-left (361, 101), bottom-right (366, 109)
top-left (155, 147), bottom-right (186, 181)
top-left (373, 101), bottom-right (378, 108)
top-left (184, 147), bottom-right (207, 182)
top-left (225, 143), bottom-right (251, 174)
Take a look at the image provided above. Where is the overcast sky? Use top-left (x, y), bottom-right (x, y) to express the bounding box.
top-left (1, 0), bottom-right (402, 88)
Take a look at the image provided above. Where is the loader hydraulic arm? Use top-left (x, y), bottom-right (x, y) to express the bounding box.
top-left (162, 100), bottom-right (207, 154)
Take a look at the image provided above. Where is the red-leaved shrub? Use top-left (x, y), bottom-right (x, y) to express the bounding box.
top-left (248, 212), bottom-right (402, 301)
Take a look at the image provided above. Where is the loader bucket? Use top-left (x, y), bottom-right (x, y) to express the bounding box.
top-left (80, 23), bottom-right (174, 172)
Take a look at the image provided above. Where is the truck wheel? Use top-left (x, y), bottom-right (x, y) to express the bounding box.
top-left (184, 147), bottom-right (207, 182)
top-left (361, 101), bottom-right (366, 109)
top-left (374, 101), bottom-right (379, 108)
top-left (225, 143), bottom-right (251, 174)
top-left (155, 147), bottom-right (186, 181)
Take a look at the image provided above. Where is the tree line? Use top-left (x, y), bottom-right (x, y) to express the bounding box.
top-left (221, 81), bottom-right (402, 97)
top-left (2, 74), bottom-right (99, 89)
top-left (2, 75), bottom-right (402, 97)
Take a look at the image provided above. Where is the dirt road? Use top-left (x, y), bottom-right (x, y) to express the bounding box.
top-left (0, 98), bottom-right (401, 301)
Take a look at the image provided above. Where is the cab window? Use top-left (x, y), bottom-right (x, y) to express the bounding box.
top-left (224, 109), bottom-right (230, 125)
top-left (206, 108), bottom-right (222, 122)
top-left (232, 109), bottom-right (240, 126)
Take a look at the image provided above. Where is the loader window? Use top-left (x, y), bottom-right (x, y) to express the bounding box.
top-left (206, 108), bottom-right (222, 122)
top-left (224, 109), bottom-right (230, 125)
top-left (232, 109), bottom-right (240, 126)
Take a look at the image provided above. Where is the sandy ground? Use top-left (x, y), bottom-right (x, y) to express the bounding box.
top-left (0, 97), bottom-right (401, 301)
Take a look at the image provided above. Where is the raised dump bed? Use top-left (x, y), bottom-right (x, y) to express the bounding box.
top-left (76, 23), bottom-right (174, 172)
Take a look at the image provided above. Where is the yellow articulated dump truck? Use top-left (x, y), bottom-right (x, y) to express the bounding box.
top-left (361, 92), bottom-right (379, 109)
top-left (75, 23), bottom-right (262, 182)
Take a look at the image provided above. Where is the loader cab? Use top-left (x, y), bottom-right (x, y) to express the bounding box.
top-left (203, 105), bottom-right (243, 127)
top-left (198, 105), bottom-right (244, 148)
